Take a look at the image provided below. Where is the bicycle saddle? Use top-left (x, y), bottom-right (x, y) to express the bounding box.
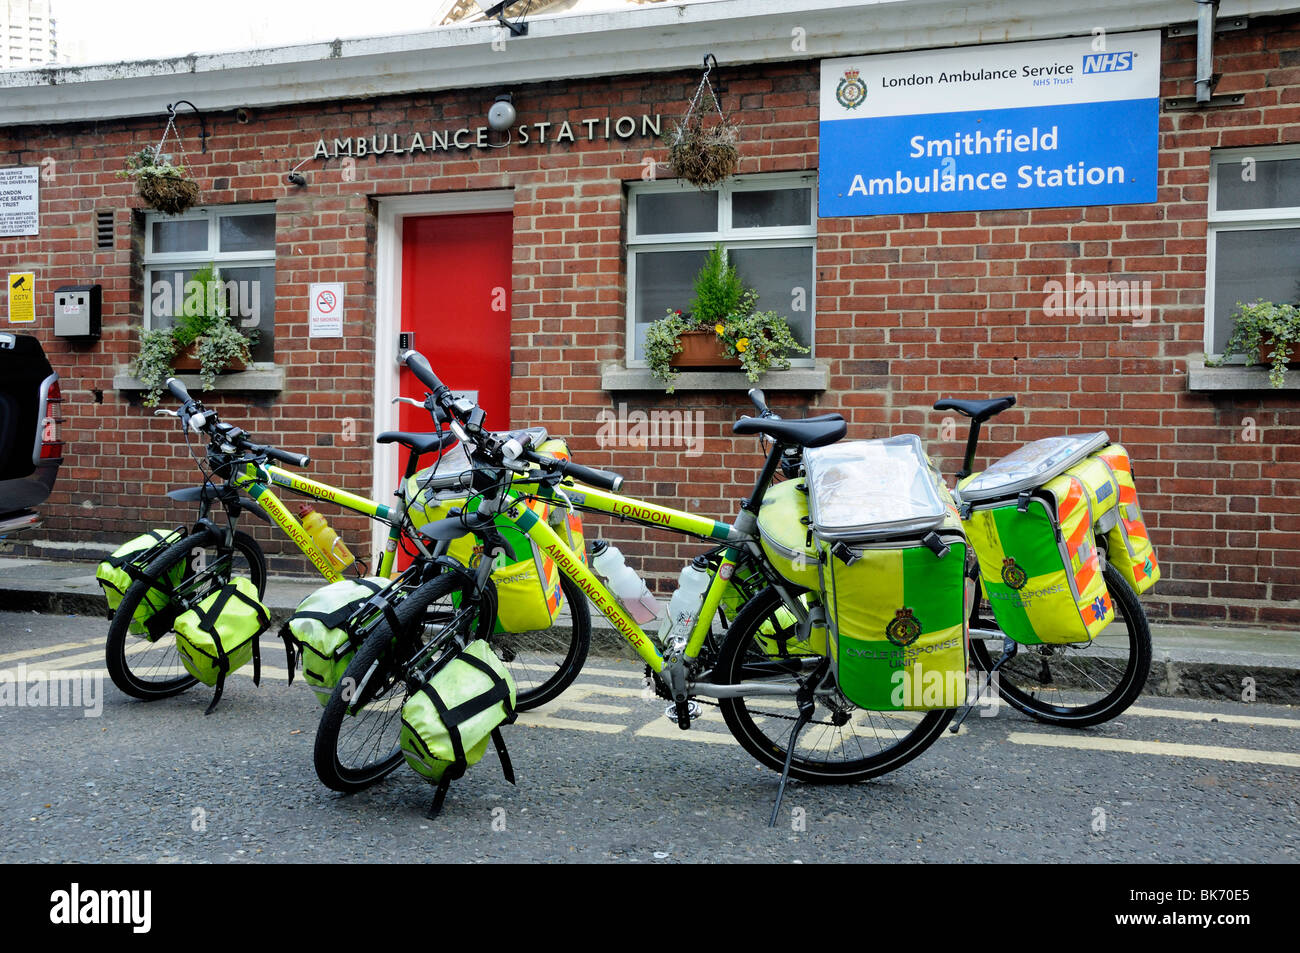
top-left (931, 396), bottom-right (1016, 423)
top-left (733, 415), bottom-right (846, 448)
top-left (375, 431), bottom-right (459, 455)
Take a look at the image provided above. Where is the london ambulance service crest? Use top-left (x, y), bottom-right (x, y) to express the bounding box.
top-left (1001, 557), bottom-right (1028, 590)
top-left (836, 69), bottom-right (867, 110)
top-left (885, 607), bottom-right (922, 647)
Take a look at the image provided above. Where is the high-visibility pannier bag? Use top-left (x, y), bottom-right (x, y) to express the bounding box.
top-left (96, 528), bottom-right (186, 639)
top-left (1094, 444), bottom-right (1161, 594)
top-left (405, 435), bottom-right (571, 634)
top-left (803, 438), bottom-right (970, 712)
top-left (399, 639), bottom-right (518, 817)
top-left (172, 576), bottom-right (272, 713)
top-left (958, 433), bottom-right (1115, 645)
top-left (282, 577), bottom-right (393, 706)
top-left (757, 479), bottom-right (820, 590)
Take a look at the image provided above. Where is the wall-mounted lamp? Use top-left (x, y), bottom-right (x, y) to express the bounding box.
top-left (488, 93), bottom-right (516, 131)
top-left (286, 171), bottom-right (308, 187)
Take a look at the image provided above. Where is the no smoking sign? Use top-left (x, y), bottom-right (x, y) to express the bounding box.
top-left (309, 282), bottom-right (344, 338)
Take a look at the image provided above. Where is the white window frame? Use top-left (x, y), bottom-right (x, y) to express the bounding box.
top-left (142, 203), bottom-right (277, 359)
top-left (625, 172), bottom-right (817, 367)
top-left (1205, 144), bottom-right (1300, 356)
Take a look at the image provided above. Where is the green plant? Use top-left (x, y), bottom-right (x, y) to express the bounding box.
top-left (130, 325), bottom-right (181, 407)
top-left (118, 147), bottom-right (200, 215)
top-left (689, 244), bottom-right (750, 325)
top-left (644, 245), bottom-right (808, 391)
top-left (129, 265), bottom-right (255, 405)
top-left (1208, 299), bottom-right (1300, 387)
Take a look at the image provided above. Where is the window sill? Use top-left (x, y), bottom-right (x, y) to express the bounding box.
top-left (1186, 356), bottom-right (1298, 392)
top-left (602, 363), bottom-right (828, 393)
top-left (113, 365), bottom-right (286, 394)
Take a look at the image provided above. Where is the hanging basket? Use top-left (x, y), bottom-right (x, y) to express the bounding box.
top-left (137, 172), bottom-right (201, 216)
top-left (667, 120), bottom-right (739, 189)
top-left (666, 54), bottom-right (739, 189)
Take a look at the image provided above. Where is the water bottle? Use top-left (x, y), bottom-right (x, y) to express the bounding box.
top-left (299, 503), bottom-right (357, 573)
top-left (591, 539), bottom-right (662, 624)
top-left (657, 555), bottom-right (711, 646)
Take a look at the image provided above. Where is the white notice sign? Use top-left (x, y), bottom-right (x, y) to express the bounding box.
top-left (309, 282), bottom-right (344, 338)
top-left (0, 167), bottom-right (39, 237)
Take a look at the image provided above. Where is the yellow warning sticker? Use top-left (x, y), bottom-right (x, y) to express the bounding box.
top-left (8, 273), bottom-right (35, 323)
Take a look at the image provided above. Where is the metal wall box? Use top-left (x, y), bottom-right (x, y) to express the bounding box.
top-left (54, 284), bottom-right (102, 339)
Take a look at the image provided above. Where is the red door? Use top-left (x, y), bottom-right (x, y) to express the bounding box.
top-left (399, 211), bottom-right (513, 432)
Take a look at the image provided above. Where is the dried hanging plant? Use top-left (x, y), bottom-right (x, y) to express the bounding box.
top-left (665, 55), bottom-right (739, 188)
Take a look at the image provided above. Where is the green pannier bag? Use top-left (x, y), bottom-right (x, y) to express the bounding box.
top-left (803, 437), bottom-right (970, 712)
top-left (958, 433), bottom-right (1116, 645)
top-left (282, 577), bottom-right (394, 706)
top-left (399, 639), bottom-right (518, 817)
top-left (95, 528), bottom-right (186, 639)
top-left (173, 576), bottom-right (272, 714)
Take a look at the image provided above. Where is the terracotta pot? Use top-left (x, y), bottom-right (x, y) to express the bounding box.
top-left (1259, 335), bottom-right (1300, 368)
top-left (671, 329), bottom-right (740, 370)
top-left (171, 341), bottom-right (247, 374)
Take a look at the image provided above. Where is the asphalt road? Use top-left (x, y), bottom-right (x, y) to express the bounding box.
top-left (1, 610), bottom-right (1297, 863)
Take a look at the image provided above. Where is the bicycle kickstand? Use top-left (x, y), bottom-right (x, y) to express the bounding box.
top-left (949, 636), bottom-right (1018, 734)
top-left (768, 687), bottom-right (815, 828)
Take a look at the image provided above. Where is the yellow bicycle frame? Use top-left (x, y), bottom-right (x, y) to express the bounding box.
top-left (227, 463), bottom-right (406, 582)
top-left (504, 481), bottom-right (749, 673)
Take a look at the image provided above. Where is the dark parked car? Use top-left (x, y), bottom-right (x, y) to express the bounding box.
top-left (0, 331), bottom-right (63, 537)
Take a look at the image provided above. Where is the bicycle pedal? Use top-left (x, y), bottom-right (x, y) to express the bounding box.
top-left (664, 701), bottom-right (701, 722)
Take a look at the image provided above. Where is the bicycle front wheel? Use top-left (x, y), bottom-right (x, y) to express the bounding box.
top-left (716, 587), bottom-right (953, 784)
top-left (313, 572), bottom-right (478, 793)
top-left (967, 563), bottom-right (1152, 727)
top-left (105, 528), bottom-right (266, 700)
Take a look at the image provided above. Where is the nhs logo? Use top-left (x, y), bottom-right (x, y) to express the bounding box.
top-left (1082, 52), bottom-right (1134, 73)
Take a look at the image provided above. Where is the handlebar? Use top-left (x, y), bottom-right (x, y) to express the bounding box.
top-left (533, 454), bottom-right (624, 492)
top-left (163, 377), bottom-right (310, 468)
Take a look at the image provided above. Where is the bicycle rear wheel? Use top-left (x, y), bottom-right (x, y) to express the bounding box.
top-left (105, 528), bottom-right (266, 700)
top-left (313, 572), bottom-right (478, 793)
top-left (716, 586), bottom-right (953, 784)
top-left (967, 563), bottom-right (1152, 727)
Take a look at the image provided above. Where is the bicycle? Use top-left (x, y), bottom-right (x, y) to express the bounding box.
top-left (933, 396), bottom-right (1153, 728)
top-left (104, 377), bottom-right (591, 710)
top-left (314, 351), bottom-right (957, 821)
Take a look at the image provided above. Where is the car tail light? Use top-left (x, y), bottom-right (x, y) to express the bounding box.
top-left (40, 378), bottom-right (63, 460)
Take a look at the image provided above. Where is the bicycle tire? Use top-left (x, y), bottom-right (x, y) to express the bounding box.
top-left (488, 572), bottom-right (590, 711)
top-left (967, 563), bottom-right (1152, 728)
top-left (313, 572), bottom-right (471, 793)
top-left (105, 528), bottom-right (267, 700)
top-left (715, 586), bottom-right (954, 784)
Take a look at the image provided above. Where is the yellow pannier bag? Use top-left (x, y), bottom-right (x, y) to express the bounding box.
top-left (803, 437), bottom-right (970, 712)
top-left (1094, 444), bottom-right (1161, 594)
top-left (964, 473), bottom-right (1114, 645)
top-left (172, 577), bottom-right (272, 713)
top-left (404, 437), bottom-right (568, 634)
top-left (756, 479), bottom-right (820, 590)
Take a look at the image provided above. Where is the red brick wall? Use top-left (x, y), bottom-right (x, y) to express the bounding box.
top-left (2, 18), bottom-right (1298, 625)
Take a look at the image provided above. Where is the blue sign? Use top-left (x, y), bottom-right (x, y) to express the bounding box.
top-left (819, 32), bottom-right (1161, 217)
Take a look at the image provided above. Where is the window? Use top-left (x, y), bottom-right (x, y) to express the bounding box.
top-left (626, 174), bottom-right (817, 363)
top-left (1206, 146), bottom-right (1300, 355)
top-left (142, 204), bottom-right (277, 363)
